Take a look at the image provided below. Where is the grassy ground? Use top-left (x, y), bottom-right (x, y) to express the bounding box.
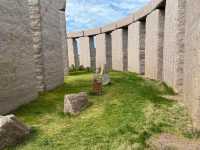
top-left (8, 71), bottom-right (191, 150)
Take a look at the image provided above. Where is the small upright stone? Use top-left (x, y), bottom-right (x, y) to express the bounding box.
top-left (64, 92), bottom-right (89, 115)
top-left (0, 115), bottom-right (30, 150)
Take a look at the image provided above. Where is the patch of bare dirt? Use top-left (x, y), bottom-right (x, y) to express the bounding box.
top-left (148, 133), bottom-right (200, 150)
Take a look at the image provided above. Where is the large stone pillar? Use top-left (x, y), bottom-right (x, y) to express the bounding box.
top-left (112, 28), bottom-right (128, 71)
top-left (184, 0), bottom-right (200, 129)
top-left (38, 0), bottom-right (65, 91)
top-left (145, 9), bottom-right (165, 80)
top-left (67, 38), bottom-right (79, 68)
top-left (96, 33), bottom-right (112, 70)
top-left (89, 36), bottom-right (96, 71)
top-left (79, 36), bottom-right (91, 68)
top-left (0, 0), bottom-right (38, 114)
top-left (128, 21), bottom-right (145, 74)
top-left (163, 0), bottom-right (186, 93)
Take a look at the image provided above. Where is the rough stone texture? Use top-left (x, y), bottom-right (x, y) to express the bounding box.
top-left (64, 92), bottom-right (89, 115)
top-left (28, 0), bottom-right (45, 92)
top-left (101, 23), bottom-right (117, 33)
top-left (89, 36), bottom-right (96, 71)
top-left (84, 28), bottom-right (101, 36)
top-left (184, 0), bottom-right (200, 130)
top-left (79, 37), bottom-right (91, 68)
top-left (163, 0), bottom-right (186, 93)
top-left (111, 28), bottom-right (128, 71)
top-left (0, 0), bottom-right (38, 114)
top-left (39, 0), bottom-right (65, 91)
top-left (60, 11), bottom-right (68, 75)
top-left (148, 133), bottom-right (200, 150)
top-left (0, 115), bottom-right (30, 149)
top-left (116, 15), bottom-right (133, 28)
top-left (96, 33), bottom-right (112, 70)
top-left (67, 38), bottom-right (79, 68)
top-left (128, 21), bottom-right (145, 74)
top-left (67, 31), bottom-right (84, 38)
top-left (145, 9), bottom-right (165, 80)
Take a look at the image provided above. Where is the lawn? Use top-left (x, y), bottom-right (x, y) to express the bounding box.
top-left (8, 71), bottom-right (191, 150)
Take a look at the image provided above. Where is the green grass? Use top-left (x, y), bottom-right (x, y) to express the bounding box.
top-left (8, 71), bottom-right (191, 150)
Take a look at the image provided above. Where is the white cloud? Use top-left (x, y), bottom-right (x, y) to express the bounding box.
top-left (66, 0), bottom-right (150, 32)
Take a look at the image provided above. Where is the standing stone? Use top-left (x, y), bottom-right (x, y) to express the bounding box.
top-left (184, 0), bottom-right (200, 130)
top-left (128, 21), bottom-right (145, 74)
top-left (79, 37), bottom-right (91, 68)
top-left (89, 36), bottom-right (96, 71)
top-left (0, 0), bottom-right (38, 114)
top-left (145, 9), bottom-right (165, 80)
top-left (163, 0), bottom-right (186, 93)
top-left (0, 115), bottom-right (30, 149)
top-left (39, 0), bottom-right (65, 91)
top-left (67, 38), bottom-right (79, 68)
top-left (64, 92), bottom-right (89, 115)
top-left (96, 33), bottom-right (112, 70)
top-left (112, 28), bottom-right (128, 71)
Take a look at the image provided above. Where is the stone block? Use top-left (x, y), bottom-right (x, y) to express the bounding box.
top-left (163, 0), bottom-right (186, 93)
top-left (67, 38), bottom-right (79, 68)
top-left (39, 0), bottom-right (65, 91)
top-left (67, 31), bottom-right (84, 38)
top-left (64, 92), bottom-right (89, 115)
top-left (0, 115), bottom-right (30, 149)
top-left (0, 0), bottom-right (38, 114)
top-left (96, 33), bottom-right (112, 70)
top-left (111, 28), bottom-right (128, 71)
top-left (84, 28), bottom-right (101, 36)
top-left (128, 21), bottom-right (145, 74)
top-left (89, 36), bottom-right (96, 71)
top-left (184, 0), bottom-right (200, 130)
top-left (79, 37), bottom-right (91, 68)
top-left (145, 9), bottom-right (165, 80)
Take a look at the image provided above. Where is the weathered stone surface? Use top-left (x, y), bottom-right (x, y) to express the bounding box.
top-left (145, 9), bottom-right (165, 80)
top-left (101, 23), bottom-right (117, 33)
top-left (84, 28), bottom-right (101, 36)
top-left (60, 11), bottom-right (68, 75)
top-left (0, 0), bottom-right (38, 114)
top-left (0, 115), bottom-right (30, 149)
top-left (28, 0), bottom-right (45, 92)
top-left (89, 36), bottom-right (96, 71)
top-left (39, 0), bottom-right (65, 91)
top-left (128, 21), bottom-right (145, 74)
top-left (184, 0), bottom-right (200, 130)
top-left (148, 133), bottom-right (200, 150)
top-left (111, 28), bottom-right (128, 71)
top-left (67, 31), bottom-right (84, 38)
top-left (163, 0), bottom-right (186, 93)
top-left (96, 33), bottom-right (112, 70)
top-left (79, 37), bottom-right (91, 68)
top-left (64, 92), bottom-right (89, 114)
top-left (67, 38), bottom-right (79, 68)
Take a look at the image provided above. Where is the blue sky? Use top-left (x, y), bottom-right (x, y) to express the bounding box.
top-left (66, 0), bottom-right (150, 32)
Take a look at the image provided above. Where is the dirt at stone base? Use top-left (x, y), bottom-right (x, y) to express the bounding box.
top-left (147, 133), bottom-right (200, 150)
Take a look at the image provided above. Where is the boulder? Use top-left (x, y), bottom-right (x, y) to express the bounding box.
top-left (0, 115), bottom-right (30, 150)
top-left (64, 92), bottom-right (89, 115)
